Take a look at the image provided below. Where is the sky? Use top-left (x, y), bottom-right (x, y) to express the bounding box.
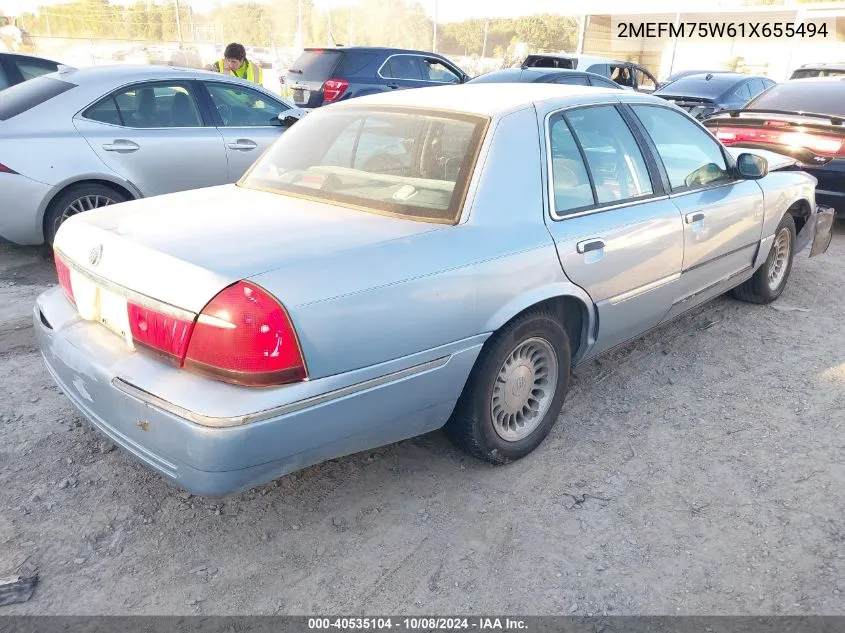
top-left (2, 0), bottom-right (762, 22)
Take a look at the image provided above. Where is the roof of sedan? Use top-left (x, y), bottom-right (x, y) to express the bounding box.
top-left (341, 83), bottom-right (626, 117)
top-left (50, 64), bottom-right (220, 83)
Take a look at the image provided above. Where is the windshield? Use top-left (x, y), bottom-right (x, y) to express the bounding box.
top-left (241, 106), bottom-right (490, 223)
top-left (745, 80), bottom-right (845, 116)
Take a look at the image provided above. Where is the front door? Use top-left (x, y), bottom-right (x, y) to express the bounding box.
top-left (201, 81), bottom-right (292, 180)
top-left (73, 81), bottom-right (228, 196)
top-left (542, 104), bottom-right (685, 359)
top-left (628, 104), bottom-right (765, 320)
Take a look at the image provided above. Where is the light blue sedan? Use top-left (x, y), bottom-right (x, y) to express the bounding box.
top-left (35, 83), bottom-right (833, 496)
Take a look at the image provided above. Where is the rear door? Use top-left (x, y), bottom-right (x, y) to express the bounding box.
top-left (73, 80), bottom-right (228, 196)
top-left (378, 54), bottom-right (427, 90)
top-left (629, 104), bottom-right (764, 320)
top-left (200, 80), bottom-right (293, 179)
top-left (542, 104), bottom-right (684, 358)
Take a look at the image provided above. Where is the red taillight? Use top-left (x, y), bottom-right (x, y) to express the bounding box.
top-left (715, 125), bottom-right (844, 156)
top-left (127, 302), bottom-right (195, 364)
top-left (323, 78), bottom-right (348, 104)
top-left (54, 252), bottom-right (75, 304)
top-left (183, 281), bottom-right (306, 387)
top-left (0, 162), bottom-right (18, 174)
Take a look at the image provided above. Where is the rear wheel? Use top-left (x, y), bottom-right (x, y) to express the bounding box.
top-left (732, 213), bottom-right (796, 305)
top-left (445, 309), bottom-right (571, 463)
top-left (44, 183), bottom-right (127, 245)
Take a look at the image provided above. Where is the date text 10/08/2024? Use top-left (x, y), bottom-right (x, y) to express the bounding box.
top-left (308, 618), bottom-right (528, 630)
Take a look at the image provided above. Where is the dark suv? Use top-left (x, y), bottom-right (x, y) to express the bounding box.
top-left (286, 47), bottom-right (470, 109)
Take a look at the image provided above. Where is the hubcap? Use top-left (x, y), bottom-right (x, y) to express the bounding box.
top-left (767, 227), bottom-right (791, 291)
top-left (491, 337), bottom-right (559, 442)
top-left (57, 195), bottom-right (117, 232)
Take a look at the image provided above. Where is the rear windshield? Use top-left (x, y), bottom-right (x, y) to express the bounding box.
top-left (241, 106), bottom-right (490, 224)
top-left (655, 75), bottom-right (738, 99)
top-left (0, 75), bottom-right (75, 120)
top-left (745, 80), bottom-right (845, 116)
top-left (288, 50), bottom-right (343, 80)
top-left (523, 55), bottom-right (576, 70)
top-left (790, 68), bottom-right (845, 80)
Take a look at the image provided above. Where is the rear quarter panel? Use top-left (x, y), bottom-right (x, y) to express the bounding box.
top-left (250, 106), bottom-right (590, 379)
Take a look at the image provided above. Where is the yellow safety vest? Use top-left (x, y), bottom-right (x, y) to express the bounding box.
top-left (212, 59), bottom-right (263, 84)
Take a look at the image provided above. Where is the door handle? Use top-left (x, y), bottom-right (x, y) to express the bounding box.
top-left (576, 238), bottom-right (606, 254)
top-left (102, 140), bottom-right (140, 153)
top-left (227, 139), bottom-right (258, 151)
top-left (386, 83), bottom-right (400, 89)
top-left (686, 212), bottom-right (705, 224)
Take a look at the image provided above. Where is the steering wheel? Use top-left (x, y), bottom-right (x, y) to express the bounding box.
top-left (217, 103), bottom-right (232, 126)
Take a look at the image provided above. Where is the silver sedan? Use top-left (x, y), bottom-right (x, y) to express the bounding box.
top-left (0, 64), bottom-right (303, 245)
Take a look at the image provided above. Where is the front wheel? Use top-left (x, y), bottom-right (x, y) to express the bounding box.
top-left (445, 309), bottom-right (571, 463)
top-left (732, 213), bottom-right (796, 305)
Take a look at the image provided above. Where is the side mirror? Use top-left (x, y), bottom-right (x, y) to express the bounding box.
top-left (736, 152), bottom-right (768, 179)
top-left (277, 110), bottom-right (303, 127)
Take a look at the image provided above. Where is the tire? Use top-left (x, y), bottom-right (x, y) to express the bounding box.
top-left (732, 213), bottom-right (796, 305)
top-left (445, 309), bottom-right (571, 464)
top-left (44, 183), bottom-right (128, 246)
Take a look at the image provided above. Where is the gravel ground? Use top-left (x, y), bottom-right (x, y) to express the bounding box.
top-left (0, 228), bottom-right (844, 616)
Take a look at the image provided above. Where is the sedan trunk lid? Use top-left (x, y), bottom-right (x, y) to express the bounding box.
top-left (54, 184), bottom-right (444, 314)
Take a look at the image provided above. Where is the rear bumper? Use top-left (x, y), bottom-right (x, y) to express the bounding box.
top-left (815, 190), bottom-right (845, 217)
top-left (808, 204), bottom-right (835, 258)
top-left (34, 288), bottom-right (482, 496)
top-left (0, 173), bottom-right (51, 245)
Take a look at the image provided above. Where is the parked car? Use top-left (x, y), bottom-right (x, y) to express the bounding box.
top-left (0, 52), bottom-right (59, 91)
top-left (653, 72), bottom-right (775, 120)
top-left (36, 84), bottom-right (833, 496)
top-left (660, 68), bottom-right (739, 86)
top-left (0, 64), bottom-right (304, 245)
top-left (521, 53), bottom-right (659, 92)
top-left (468, 67), bottom-right (622, 89)
top-left (789, 62), bottom-right (845, 80)
top-left (703, 77), bottom-right (845, 217)
top-left (286, 46), bottom-right (470, 110)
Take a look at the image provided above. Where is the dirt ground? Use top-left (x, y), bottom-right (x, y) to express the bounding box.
top-left (0, 228), bottom-right (844, 616)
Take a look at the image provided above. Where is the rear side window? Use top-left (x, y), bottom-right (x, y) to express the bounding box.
top-left (288, 50), bottom-right (343, 80)
top-left (746, 81), bottom-right (845, 116)
top-left (590, 76), bottom-right (621, 89)
top-left (381, 55), bottom-right (423, 80)
top-left (553, 75), bottom-right (589, 86)
top-left (586, 64), bottom-right (609, 77)
top-left (0, 76), bottom-right (75, 120)
top-left (14, 57), bottom-right (58, 81)
top-left (0, 66), bottom-right (9, 91)
top-left (732, 82), bottom-right (753, 103)
top-left (565, 106), bottom-right (653, 205)
top-left (84, 83), bottom-right (202, 128)
top-left (548, 117), bottom-right (595, 214)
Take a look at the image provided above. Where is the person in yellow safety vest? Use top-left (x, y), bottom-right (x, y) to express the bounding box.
top-left (207, 43), bottom-right (263, 85)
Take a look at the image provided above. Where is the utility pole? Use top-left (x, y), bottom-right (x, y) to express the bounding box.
top-left (174, 0), bottom-right (183, 47)
top-left (327, 6), bottom-right (332, 46)
top-left (296, 0), bottom-right (303, 49)
top-left (432, 0), bottom-right (437, 52)
top-left (481, 20), bottom-right (489, 58)
top-left (348, 8), bottom-right (354, 46)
